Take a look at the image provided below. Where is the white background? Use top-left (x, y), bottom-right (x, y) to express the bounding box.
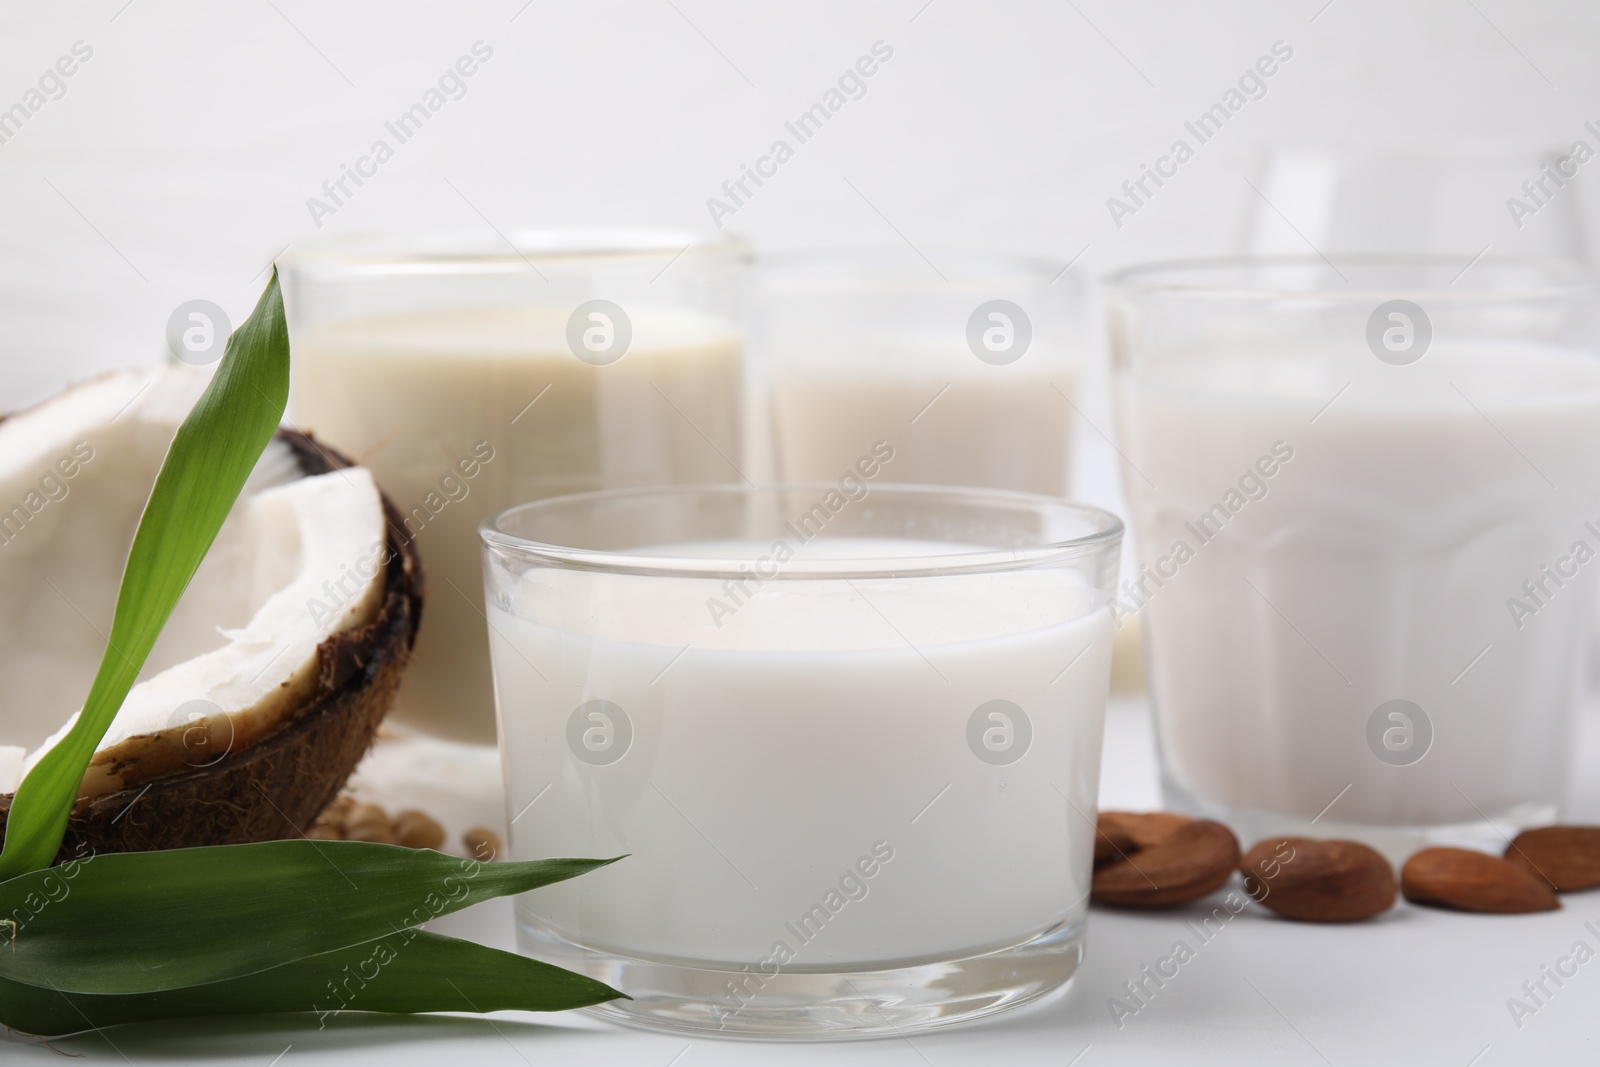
top-left (1, 0), bottom-right (1598, 407)
top-left (4, 2), bottom-right (1600, 1063)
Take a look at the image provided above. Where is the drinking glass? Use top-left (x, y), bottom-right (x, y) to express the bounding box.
top-left (481, 483), bottom-right (1121, 1037)
top-left (281, 231), bottom-right (749, 743)
top-left (1107, 256), bottom-right (1600, 857)
top-left (1239, 150), bottom-right (1589, 261)
top-left (760, 248), bottom-right (1080, 496)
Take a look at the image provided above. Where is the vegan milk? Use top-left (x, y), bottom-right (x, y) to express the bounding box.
top-left (772, 370), bottom-right (1074, 496)
top-left (293, 306), bottom-right (743, 743)
top-left (488, 540), bottom-right (1113, 965)
top-left (1117, 343), bottom-right (1600, 830)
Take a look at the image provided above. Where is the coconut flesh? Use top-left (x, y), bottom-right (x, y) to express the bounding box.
top-left (0, 365), bottom-right (388, 805)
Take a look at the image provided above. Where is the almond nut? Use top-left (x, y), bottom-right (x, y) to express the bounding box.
top-left (394, 809), bottom-right (446, 851)
top-left (1092, 818), bottom-right (1240, 908)
top-left (344, 802), bottom-right (388, 831)
top-left (344, 819), bottom-right (395, 845)
top-left (1504, 826), bottom-right (1600, 892)
top-left (1401, 847), bottom-right (1560, 914)
top-left (1098, 810), bottom-right (1192, 850)
top-left (344, 802), bottom-right (395, 845)
top-left (464, 826), bottom-right (503, 862)
top-left (1241, 837), bottom-right (1396, 922)
top-left (1093, 822), bottom-right (1137, 866)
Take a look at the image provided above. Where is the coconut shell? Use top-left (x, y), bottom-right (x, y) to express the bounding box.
top-left (0, 429), bottom-right (425, 862)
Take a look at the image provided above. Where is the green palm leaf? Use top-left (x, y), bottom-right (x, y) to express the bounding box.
top-left (0, 272), bottom-right (290, 879)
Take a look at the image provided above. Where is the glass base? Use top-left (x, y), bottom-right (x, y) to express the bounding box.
top-left (1161, 774), bottom-right (1559, 866)
top-left (516, 917), bottom-right (1084, 1040)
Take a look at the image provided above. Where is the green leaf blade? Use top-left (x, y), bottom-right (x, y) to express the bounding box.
top-left (0, 840), bottom-right (620, 995)
top-left (0, 930), bottom-right (625, 1038)
top-left (0, 273), bottom-right (292, 880)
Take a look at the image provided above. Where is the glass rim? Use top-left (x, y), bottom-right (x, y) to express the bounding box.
top-left (1101, 255), bottom-right (1600, 302)
top-left (1250, 146), bottom-right (1576, 166)
top-left (759, 245), bottom-right (1071, 288)
top-left (480, 482), bottom-right (1123, 580)
top-left (279, 228), bottom-right (750, 277)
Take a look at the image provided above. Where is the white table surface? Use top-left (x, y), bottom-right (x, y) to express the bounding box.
top-left (7, 696), bottom-right (1600, 1066)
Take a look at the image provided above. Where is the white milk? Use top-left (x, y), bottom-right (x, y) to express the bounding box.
top-left (488, 539), bottom-right (1113, 966)
top-left (772, 369), bottom-right (1075, 496)
top-left (1117, 343), bottom-right (1600, 832)
top-left (292, 307), bottom-right (743, 743)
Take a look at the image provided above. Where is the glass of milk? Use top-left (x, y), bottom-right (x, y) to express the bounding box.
top-left (281, 231), bottom-right (748, 744)
top-left (1107, 257), bottom-right (1600, 858)
top-left (1238, 150), bottom-right (1589, 262)
top-left (480, 482), bottom-right (1121, 1037)
top-left (760, 248), bottom-right (1080, 497)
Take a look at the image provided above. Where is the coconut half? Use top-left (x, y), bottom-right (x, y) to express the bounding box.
top-left (0, 366), bottom-right (423, 859)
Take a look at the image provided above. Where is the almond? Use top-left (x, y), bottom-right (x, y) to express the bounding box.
top-left (464, 826), bottom-right (503, 862)
top-left (1092, 818), bottom-right (1241, 908)
top-left (1094, 811), bottom-right (1198, 868)
top-left (394, 809), bottom-right (446, 851)
top-left (1099, 810), bottom-right (1192, 850)
top-left (1401, 847), bottom-right (1560, 914)
top-left (344, 818), bottom-right (395, 845)
top-left (1504, 826), bottom-right (1600, 892)
top-left (1093, 823), bottom-right (1136, 866)
top-left (1240, 837), bottom-right (1395, 922)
